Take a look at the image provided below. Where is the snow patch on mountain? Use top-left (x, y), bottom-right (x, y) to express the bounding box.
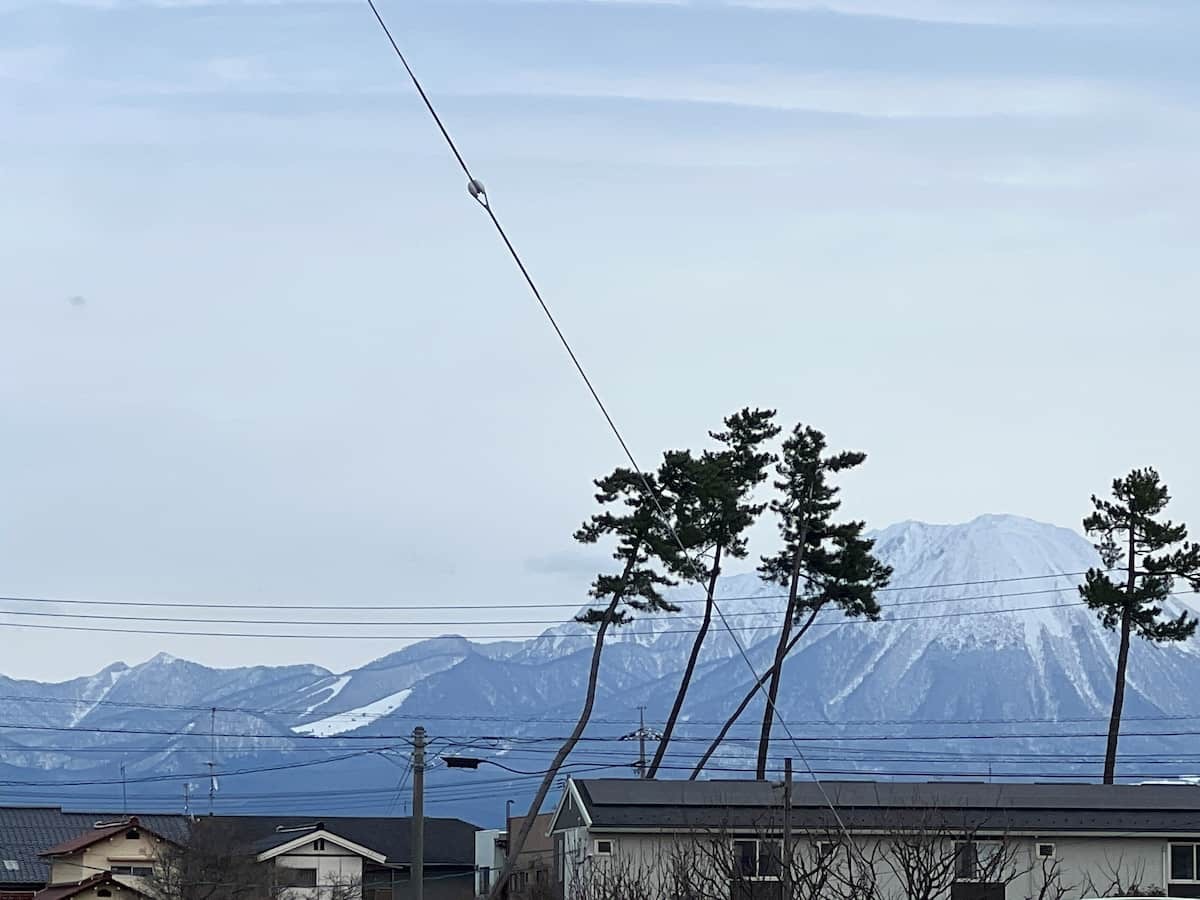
top-left (292, 688), bottom-right (413, 737)
top-left (298, 675), bottom-right (352, 716)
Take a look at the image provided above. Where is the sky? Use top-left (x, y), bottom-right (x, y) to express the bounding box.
top-left (1, 0), bottom-right (1198, 682)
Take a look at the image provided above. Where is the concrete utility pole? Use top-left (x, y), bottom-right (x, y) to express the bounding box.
top-left (782, 758), bottom-right (793, 900)
top-left (637, 706), bottom-right (647, 778)
top-left (412, 726), bottom-right (426, 900)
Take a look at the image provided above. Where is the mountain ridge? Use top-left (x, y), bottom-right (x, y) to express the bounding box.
top-left (3, 514), bottom-right (1200, 824)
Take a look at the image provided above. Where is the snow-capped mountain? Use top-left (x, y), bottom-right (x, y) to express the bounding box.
top-left (3, 515), bottom-right (1200, 825)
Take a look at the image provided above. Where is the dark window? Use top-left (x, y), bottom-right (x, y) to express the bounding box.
top-left (1172, 844), bottom-right (1198, 882)
top-left (951, 884), bottom-right (1004, 900)
top-left (731, 840), bottom-right (781, 880)
top-left (313, 839), bottom-right (326, 852)
top-left (594, 840), bottom-right (612, 856)
top-left (478, 867), bottom-right (490, 894)
top-left (536, 869), bottom-right (546, 884)
top-left (124, 830), bottom-right (139, 841)
top-left (553, 833), bottom-right (564, 887)
top-left (110, 866), bottom-right (152, 877)
top-left (954, 841), bottom-right (1002, 882)
top-left (96, 891), bottom-right (111, 898)
top-left (278, 868), bottom-right (318, 888)
top-left (734, 841), bottom-right (757, 878)
top-left (816, 841), bottom-right (839, 860)
top-left (758, 842), bottom-right (782, 879)
top-left (1036, 843), bottom-right (1055, 859)
top-left (1168, 886), bottom-right (1200, 898)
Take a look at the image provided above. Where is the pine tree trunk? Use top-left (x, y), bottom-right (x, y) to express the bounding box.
top-left (646, 544), bottom-right (723, 779)
top-left (691, 607), bottom-right (819, 780)
top-left (756, 490), bottom-right (814, 780)
top-left (487, 556), bottom-right (636, 900)
top-left (1103, 611), bottom-right (1132, 784)
top-left (1103, 529), bottom-right (1138, 785)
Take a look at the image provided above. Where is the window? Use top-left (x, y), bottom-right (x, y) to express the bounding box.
top-left (110, 866), bottom-right (153, 878)
top-left (732, 840), bottom-right (782, 880)
top-left (124, 830), bottom-right (139, 841)
top-left (278, 868), bottom-right (318, 888)
top-left (1171, 844), bottom-right (1200, 883)
top-left (478, 866), bottom-right (491, 894)
top-left (96, 890), bottom-right (111, 898)
top-left (953, 841), bottom-right (1002, 882)
top-left (1036, 843), bottom-right (1056, 859)
top-left (2, 861), bottom-right (18, 873)
top-left (536, 869), bottom-right (547, 885)
top-left (313, 840), bottom-right (326, 852)
top-left (816, 841), bottom-right (840, 860)
top-left (593, 840), bottom-right (613, 856)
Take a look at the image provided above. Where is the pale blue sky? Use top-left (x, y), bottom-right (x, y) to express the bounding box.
top-left (1, 0), bottom-right (1198, 680)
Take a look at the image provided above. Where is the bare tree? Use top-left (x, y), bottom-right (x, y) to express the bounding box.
top-left (150, 822), bottom-right (276, 900)
top-left (1077, 850), bottom-right (1165, 898)
top-left (1032, 855), bottom-right (1076, 900)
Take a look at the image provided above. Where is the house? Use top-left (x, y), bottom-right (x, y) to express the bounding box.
top-left (503, 814), bottom-right (554, 899)
top-left (216, 816), bottom-right (479, 900)
top-left (474, 829), bottom-right (505, 898)
top-left (0, 808), bottom-right (479, 900)
top-left (547, 778), bottom-right (1200, 900)
top-left (473, 814), bottom-right (555, 900)
top-left (0, 810), bottom-right (187, 900)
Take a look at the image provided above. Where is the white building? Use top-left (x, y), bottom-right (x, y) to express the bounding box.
top-left (547, 778), bottom-right (1200, 900)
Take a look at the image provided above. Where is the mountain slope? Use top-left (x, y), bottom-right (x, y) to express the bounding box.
top-left (3, 514), bottom-right (1199, 824)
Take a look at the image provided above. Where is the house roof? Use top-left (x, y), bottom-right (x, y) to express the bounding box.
top-left (564, 779), bottom-right (1200, 835)
top-left (0, 807), bottom-right (478, 888)
top-left (0, 810), bottom-right (188, 889)
top-left (202, 816), bottom-right (479, 867)
top-left (32, 872), bottom-right (149, 900)
top-left (40, 819), bottom-right (175, 859)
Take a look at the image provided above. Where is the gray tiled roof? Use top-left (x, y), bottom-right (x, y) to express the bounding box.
top-left (570, 779), bottom-right (1200, 835)
top-left (0, 808), bottom-right (478, 890)
top-left (210, 816), bottom-right (478, 866)
top-left (0, 809), bottom-right (188, 889)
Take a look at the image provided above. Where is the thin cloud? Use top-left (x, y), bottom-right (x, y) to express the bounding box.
top-left (479, 69), bottom-right (1149, 120)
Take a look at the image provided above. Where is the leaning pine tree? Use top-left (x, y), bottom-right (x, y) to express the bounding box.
top-left (1081, 467), bottom-right (1200, 784)
top-left (714, 423), bottom-right (891, 780)
top-left (646, 407), bottom-right (780, 779)
top-left (488, 467), bottom-right (683, 900)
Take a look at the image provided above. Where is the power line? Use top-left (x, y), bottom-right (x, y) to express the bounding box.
top-left (0, 570), bottom-right (1105, 613)
top-left (0, 597), bottom-right (1148, 641)
top-left (4, 692), bottom-right (1200, 731)
top-left (0, 584), bottom-right (1115, 627)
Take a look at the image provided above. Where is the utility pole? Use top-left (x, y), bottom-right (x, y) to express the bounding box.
top-left (412, 726), bottom-right (426, 900)
top-left (637, 706), bottom-right (647, 778)
top-left (782, 758), bottom-right (793, 900)
top-left (620, 708), bottom-right (661, 779)
top-left (207, 707), bottom-right (217, 816)
top-left (120, 762), bottom-right (127, 816)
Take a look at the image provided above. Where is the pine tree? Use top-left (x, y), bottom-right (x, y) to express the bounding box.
top-left (751, 423), bottom-right (891, 780)
top-left (489, 467), bottom-right (682, 899)
top-left (1081, 467), bottom-right (1200, 784)
top-left (646, 408), bottom-right (779, 779)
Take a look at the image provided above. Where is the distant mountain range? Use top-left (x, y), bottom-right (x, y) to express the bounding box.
top-left (4, 514), bottom-right (1200, 827)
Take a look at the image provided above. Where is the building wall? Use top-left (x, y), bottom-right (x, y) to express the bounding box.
top-left (49, 830), bottom-right (168, 886)
top-left (474, 830), bottom-right (505, 897)
top-left (556, 829), bottom-right (1200, 900)
top-left (505, 815), bottom-right (555, 900)
top-left (271, 841), bottom-right (366, 900)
